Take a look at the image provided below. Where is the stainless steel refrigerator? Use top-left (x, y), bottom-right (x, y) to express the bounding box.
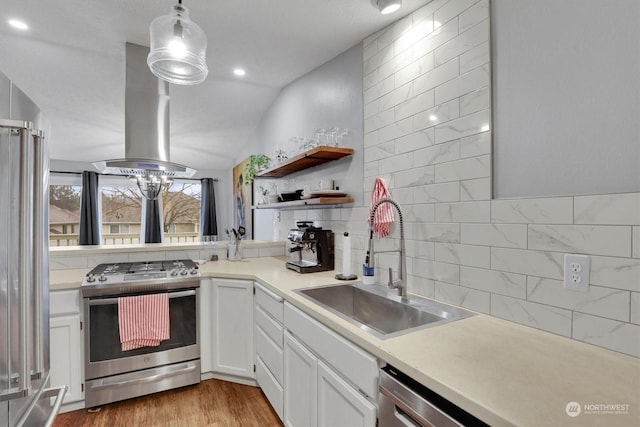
top-left (1, 73), bottom-right (66, 426)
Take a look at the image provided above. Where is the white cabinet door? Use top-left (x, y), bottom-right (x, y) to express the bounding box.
top-left (284, 331), bottom-right (317, 427)
top-left (211, 278), bottom-right (254, 378)
top-left (50, 315), bottom-right (82, 404)
top-left (199, 279), bottom-right (213, 373)
top-left (317, 360), bottom-right (377, 427)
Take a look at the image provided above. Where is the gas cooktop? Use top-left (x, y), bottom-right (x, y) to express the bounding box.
top-left (81, 259), bottom-right (200, 297)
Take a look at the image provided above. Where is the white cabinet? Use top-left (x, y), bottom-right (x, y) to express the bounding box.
top-left (211, 278), bottom-right (254, 379)
top-left (199, 279), bottom-right (213, 373)
top-left (49, 290), bottom-right (83, 405)
top-left (255, 283), bottom-right (285, 420)
top-left (283, 304), bottom-right (377, 427)
top-left (284, 331), bottom-right (317, 427)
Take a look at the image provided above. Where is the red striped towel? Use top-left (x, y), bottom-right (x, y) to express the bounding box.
top-left (118, 293), bottom-right (170, 351)
top-left (369, 178), bottom-right (394, 238)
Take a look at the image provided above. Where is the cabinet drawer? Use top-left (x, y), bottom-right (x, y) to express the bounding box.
top-left (284, 303), bottom-right (378, 399)
top-left (50, 290), bottom-right (81, 316)
top-left (256, 305), bottom-right (283, 348)
top-left (256, 355), bottom-right (283, 421)
top-left (256, 324), bottom-right (283, 385)
top-left (255, 283), bottom-right (283, 323)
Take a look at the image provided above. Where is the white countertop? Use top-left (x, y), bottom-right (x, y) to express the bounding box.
top-left (50, 256), bottom-right (640, 426)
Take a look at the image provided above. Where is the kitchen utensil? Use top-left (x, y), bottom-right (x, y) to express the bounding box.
top-left (279, 189), bottom-right (304, 201)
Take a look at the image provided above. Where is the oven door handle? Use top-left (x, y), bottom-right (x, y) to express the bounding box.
top-left (88, 363), bottom-right (197, 389)
top-left (88, 289), bottom-right (196, 306)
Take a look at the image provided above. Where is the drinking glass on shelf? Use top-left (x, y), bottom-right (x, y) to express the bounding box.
top-left (329, 127), bottom-right (341, 147)
top-left (313, 128), bottom-right (327, 147)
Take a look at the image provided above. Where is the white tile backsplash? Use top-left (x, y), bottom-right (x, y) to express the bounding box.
top-left (360, 0), bottom-right (640, 357)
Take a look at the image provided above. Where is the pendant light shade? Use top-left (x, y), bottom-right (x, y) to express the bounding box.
top-left (147, 1), bottom-right (208, 85)
top-left (376, 0), bottom-right (402, 15)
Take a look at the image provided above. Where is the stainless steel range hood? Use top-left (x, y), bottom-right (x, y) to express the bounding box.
top-left (93, 43), bottom-right (196, 178)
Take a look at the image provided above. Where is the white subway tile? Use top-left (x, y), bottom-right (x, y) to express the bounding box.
top-left (435, 201), bottom-right (490, 223)
top-left (414, 140), bottom-right (460, 167)
top-left (634, 227), bottom-right (640, 258)
top-left (407, 239), bottom-right (436, 260)
top-left (364, 109), bottom-right (395, 133)
top-left (435, 154), bottom-right (491, 182)
top-left (462, 223), bottom-right (527, 248)
top-left (414, 258), bottom-right (460, 284)
top-left (379, 82), bottom-right (416, 112)
top-left (409, 222), bottom-right (460, 243)
top-left (378, 48), bottom-right (414, 81)
top-left (460, 40), bottom-right (490, 74)
top-left (49, 256), bottom-right (88, 270)
top-left (460, 177), bottom-right (491, 201)
top-left (459, 130), bottom-right (491, 158)
top-left (362, 37), bottom-right (378, 62)
top-left (434, 110), bottom-right (490, 144)
top-left (459, 0), bottom-right (490, 33)
top-left (364, 140), bottom-right (394, 162)
top-left (435, 19), bottom-right (489, 66)
top-left (414, 182), bottom-right (460, 203)
top-left (390, 14), bottom-right (414, 44)
top-left (259, 246), bottom-right (285, 257)
top-left (363, 69), bottom-right (379, 91)
top-left (491, 248), bottom-right (564, 280)
top-left (528, 225), bottom-right (631, 257)
top-left (393, 166), bottom-right (435, 188)
top-left (405, 203), bottom-right (436, 223)
top-left (364, 98), bottom-right (379, 119)
top-left (408, 275), bottom-right (436, 298)
top-left (459, 86), bottom-right (490, 116)
top-left (379, 152), bottom-right (414, 174)
top-left (413, 57), bottom-right (460, 96)
top-left (632, 293), bottom-right (640, 325)
top-left (574, 193), bottom-right (640, 225)
top-left (394, 19), bottom-right (434, 55)
top-left (434, 243), bottom-right (491, 268)
top-left (491, 197), bottom-right (574, 224)
top-left (435, 281), bottom-right (490, 314)
top-left (363, 130), bottom-right (379, 147)
top-left (395, 129), bottom-right (435, 153)
top-left (86, 253), bottom-right (130, 266)
top-left (461, 266), bottom-right (526, 298)
top-left (394, 61), bottom-right (422, 89)
top-left (130, 252), bottom-right (164, 262)
top-left (412, 18), bottom-right (459, 59)
top-left (527, 277), bottom-right (630, 322)
top-left (573, 313), bottom-right (640, 357)
top-left (435, 64), bottom-right (490, 106)
top-left (491, 294), bottom-right (572, 337)
top-left (363, 74), bottom-right (395, 105)
top-left (411, 0), bottom-right (451, 26)
top-left (395, 90), bottom-right (435, 121)
top-left (590, 256), bottom-right (640, 292)
top-left (378, 117), bottom-right (414, 143)
top-left (413, 99), bottom-right (460, 131)
top-left (363, 43), bottom-right (394, 75)
top-left (434, 0), bottom-right (480, 28)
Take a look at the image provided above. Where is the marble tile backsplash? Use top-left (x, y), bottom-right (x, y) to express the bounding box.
top-left (339, 0), bottom-right (640, 357)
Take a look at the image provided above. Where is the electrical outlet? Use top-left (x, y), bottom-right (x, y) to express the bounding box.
top-left (563, 254), bottom-right (590, 292)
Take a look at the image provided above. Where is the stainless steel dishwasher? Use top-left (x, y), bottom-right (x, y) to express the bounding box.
top-left (378, 365), bottom-right (489, 427)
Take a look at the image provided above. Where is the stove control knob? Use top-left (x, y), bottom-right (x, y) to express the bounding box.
top-left (98, 274), bottom-right (107, 282)
top-left (86, 274), bottom-right (95, 283)
top-left (170, 269), bottom-right (178, 276)
top-left (180, 269), bottom-right (188, 276)
top-left (190, 269), bottom-right (198, 275)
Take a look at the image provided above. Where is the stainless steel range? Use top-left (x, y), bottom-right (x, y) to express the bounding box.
top-left (81, 259), bottom-right (201, 407)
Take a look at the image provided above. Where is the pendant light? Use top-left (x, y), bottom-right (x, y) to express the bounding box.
top-left (376, 0), bottom-right (402, 15)
top-left (147, 0), bottom-right (208, 85)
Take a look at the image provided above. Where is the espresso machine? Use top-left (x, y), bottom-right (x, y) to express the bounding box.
top-left (286, 224), bottom-right (335, 273)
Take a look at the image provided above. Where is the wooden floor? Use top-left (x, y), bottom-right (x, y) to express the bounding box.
top-left (53, 379), bottom-right (283, 427)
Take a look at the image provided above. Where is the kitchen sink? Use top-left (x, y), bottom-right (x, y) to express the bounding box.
top-left (295, 283), bottom-right (474, 339)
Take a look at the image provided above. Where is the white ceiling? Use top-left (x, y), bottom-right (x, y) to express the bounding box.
top-left (0, 0), bottom-right (430, 171)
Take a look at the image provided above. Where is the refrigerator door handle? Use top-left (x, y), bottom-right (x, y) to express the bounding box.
top-left (18, 126), bottom-right (34, 393)
top-left (32, 130), bottom-right (46, 380)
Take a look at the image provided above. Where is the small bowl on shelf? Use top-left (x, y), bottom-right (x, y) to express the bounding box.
top-left (279, 189), bottom-right (304, 202)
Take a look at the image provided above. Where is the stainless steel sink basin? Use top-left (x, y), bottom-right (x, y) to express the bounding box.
top-left (295, 283), bottom-right (474, 339)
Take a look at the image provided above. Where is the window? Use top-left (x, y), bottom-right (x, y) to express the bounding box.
top-left (100, 176), bottom-right (143, 245)
top-left (162, 181), bottom-right (201, 244)
top-left (49, 173), bottom-right (82, 247)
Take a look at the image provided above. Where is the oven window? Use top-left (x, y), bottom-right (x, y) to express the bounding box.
top-left (88, 292), bottom-right (197, 362)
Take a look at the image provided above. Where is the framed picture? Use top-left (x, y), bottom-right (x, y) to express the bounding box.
top-left (232, 157), bottom-right (253, 239)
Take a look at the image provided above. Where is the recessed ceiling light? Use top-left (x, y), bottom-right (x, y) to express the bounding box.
top-left (233, 68), bottom-right (246, 77)
top-left (376, 0), bottom-right (402, 15)
top-left (8, 19), bottom-right (29, 30)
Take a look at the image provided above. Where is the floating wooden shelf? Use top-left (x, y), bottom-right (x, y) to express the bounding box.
top-left (257, 146), bottom-right (354, 178)
top-left (253, 197), bottom-right (354, 210)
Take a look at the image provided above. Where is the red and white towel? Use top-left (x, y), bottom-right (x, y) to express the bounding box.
top-left (118, 293), bottom-right (170, 351)
top-left (369, 177), bottom-right (394, 238)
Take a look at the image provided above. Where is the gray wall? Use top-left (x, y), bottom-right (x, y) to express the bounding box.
top-left (242, 43), bottom-right (365, 241)
top-left (492, 0), bottom-right (640, 198)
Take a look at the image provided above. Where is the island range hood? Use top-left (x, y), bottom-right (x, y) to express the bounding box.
top-left (93, 43), bottom-right (196, 195)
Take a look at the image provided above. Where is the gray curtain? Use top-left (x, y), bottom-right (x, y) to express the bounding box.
top-left (200, 178), bottom-right (218, 238)
top-left (79, 171), bottom-right (100, 245)
top-left (144, 198), bottom-right (162, 243)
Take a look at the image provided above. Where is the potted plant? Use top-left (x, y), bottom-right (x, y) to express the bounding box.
top-left (244, 154), bottom-right (271, 185)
